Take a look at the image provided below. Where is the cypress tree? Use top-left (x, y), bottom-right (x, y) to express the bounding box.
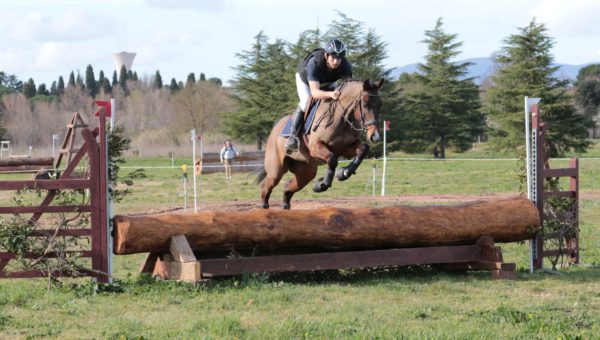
top-left (68, 71), bottom-right (76, 88)
top-left (50, 81), bottom-right (57, 95)
top-left (199, 73), bottom-right (206, 82)
top-left (169, 78), bottom-right (179, 93)
top-left (112, 70), bottom-right (118, 86)
top-left (119, 65), bottom-right (128, 95)
top-left (57, 76), bottom-right (65, 94)
top-left (85, 64), bottom-right (97, 97)
top-left (37, 83), bottom-right (49, 96)
top-left (186, 73), bottom-right (196, 87)
top-left (153, 70), bottom-right (163, 89)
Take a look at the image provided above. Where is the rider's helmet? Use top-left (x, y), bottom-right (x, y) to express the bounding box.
top-left (324, 39), bottom-right (347, 59)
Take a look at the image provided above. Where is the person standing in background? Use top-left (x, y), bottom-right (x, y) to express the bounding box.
top-left (220, 139), bottom-right (239, 180)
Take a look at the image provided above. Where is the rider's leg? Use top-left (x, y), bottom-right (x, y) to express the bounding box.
top-left (285, 106), bottom-right (304, 150)
top-left (285, 73), bottom-right (311, 151)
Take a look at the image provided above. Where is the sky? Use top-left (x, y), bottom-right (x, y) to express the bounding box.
top-left (2, 0), bottom-right (600, 87)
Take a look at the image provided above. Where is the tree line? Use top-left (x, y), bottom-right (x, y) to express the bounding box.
top-left (0, 12), bottom-right (597, 158)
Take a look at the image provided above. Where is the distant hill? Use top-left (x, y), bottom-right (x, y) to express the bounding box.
top-left (389, 57), bottom-right (597, 84)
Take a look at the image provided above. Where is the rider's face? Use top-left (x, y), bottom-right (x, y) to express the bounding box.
top-left (326, 54), bottom-right (342, 69)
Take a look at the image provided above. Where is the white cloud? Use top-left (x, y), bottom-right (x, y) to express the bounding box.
top-left (533, 0), bottom-right (600, 37)
top-left (4, 9), bottom-right (117, 43)
top-left (144, 0), bottom-right (231, 11)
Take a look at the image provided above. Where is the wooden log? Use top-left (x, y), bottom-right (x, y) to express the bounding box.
top-left (113, 196), bottom-right (540, 255)
top-left (0, 157), bottom-right (54, 167)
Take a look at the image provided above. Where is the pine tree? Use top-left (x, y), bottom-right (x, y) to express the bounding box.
top-left (484, 19), bottom-right (592, 156)
top-left (153, 70), bottom-right (163, 89)
top-left (0, 72), bottom-right (23, 96)
top-left (85, 64), bottom-right (97, 97)
top-left (68, 72), bottom-right (76, 88)
top-left (23, 78), bottom-right (37, 98)
top-left (57, 76), bottom-right (65, 94)
top-left (398, 18), bottom-right (484, 158)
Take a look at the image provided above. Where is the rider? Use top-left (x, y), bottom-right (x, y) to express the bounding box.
top-left (285, 38), bottom-right (353, 151)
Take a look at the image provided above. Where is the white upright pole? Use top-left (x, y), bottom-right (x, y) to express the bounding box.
top-left (107, 99), bottom-right (116, 281)
top-left (191, 129), bottom-right (198, 213)
top-left (381, 123), bottom-right (387, 196)
top-left (525, 97), bottom-right (532, 200)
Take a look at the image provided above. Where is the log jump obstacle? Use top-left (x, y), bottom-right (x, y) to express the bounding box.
top-left (112, 97), bottom-right (577, 282)
top-left (0, 106), bottom-right (111, 282)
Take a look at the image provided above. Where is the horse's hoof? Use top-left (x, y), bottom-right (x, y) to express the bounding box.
top-left (336, 167), bottom-right (352, 181)
top-left (261, 203), bottom-right (269, 209)
top-left (313, 181), bottom-right (328, 193)
top-left (283, 203), bottom-right (291, 210)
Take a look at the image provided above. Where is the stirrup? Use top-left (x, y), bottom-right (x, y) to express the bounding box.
top-left (285, 136), bottom-right (300, 151)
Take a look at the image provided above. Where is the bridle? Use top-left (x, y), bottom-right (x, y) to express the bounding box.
top-left (339, 90), bottom-right (380, 132)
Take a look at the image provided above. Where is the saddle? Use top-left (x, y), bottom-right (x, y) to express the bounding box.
top-left (280, 98), bottom-right (320, 138)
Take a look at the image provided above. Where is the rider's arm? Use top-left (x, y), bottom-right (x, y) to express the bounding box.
top-left (308, 81), bottom-right (340, 101)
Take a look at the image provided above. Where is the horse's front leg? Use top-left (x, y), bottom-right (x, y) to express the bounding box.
top-left (336, 142), bottom-right (369, 181)
top-left (310, 141), bottom-right (338, 193)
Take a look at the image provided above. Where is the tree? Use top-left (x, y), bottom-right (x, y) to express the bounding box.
top-left (119, 65), bottom-right (128, 95)
top-left (50, 81), bottom-right (57, 95)
top-left (68, 72), bottom-right (76, 88)
top-left (0, 72), bottom-right (23, 97)
top-left (169, 78), bottom-right (179, 93)
top-left (199, 73), bottom-right (206, 82)
top-left (208, 77), bottom-right (222, 87)
top-left (397, 18), bottom-right (484, 158)
top-left (57, 76), bottom-right (65, 95)
top-left (484, 19), bottom-right (592, 157)
top-left (76, 73), bottom-right (85, 89)
top-left (112, 70), bottom-right (118, 86)
top-left (85, 64), bottom-right (97, 97)
top-left (23, 78), bottom-right (37, 99)
top-left (37, 83), bottom-right (50, 96)
top-left (574, 64), bottom-right (600, 118)
top-left (223, 32), bottom-right (295, 149)
top-left (153, 70), bottom-right (163, 89)
top-left (186, 73), bottom-right (196, 87)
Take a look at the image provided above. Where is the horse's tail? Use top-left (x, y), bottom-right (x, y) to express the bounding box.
top-left (255, 167), bottom-right (267, 185)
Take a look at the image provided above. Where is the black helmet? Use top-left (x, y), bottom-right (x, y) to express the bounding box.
top-left (324, 39), bottom-right (346, 59)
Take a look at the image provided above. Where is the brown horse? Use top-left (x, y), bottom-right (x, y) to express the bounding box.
top-left (256, 78), bottom-right (384, 209)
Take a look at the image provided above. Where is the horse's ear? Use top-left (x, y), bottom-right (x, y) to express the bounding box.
top-left (375, 78), bottom-right (384, 89)
top-left (363, 79), bottom-right (371, 90)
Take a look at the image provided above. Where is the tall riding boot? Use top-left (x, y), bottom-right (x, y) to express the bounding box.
top-left (285, 106), bottom-right (305, 151)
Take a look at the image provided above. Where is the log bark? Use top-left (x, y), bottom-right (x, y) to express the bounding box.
top-left (113, 196), bottom-right (540, 255)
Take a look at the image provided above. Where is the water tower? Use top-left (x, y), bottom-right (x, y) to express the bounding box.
top-left (112, 51), bottom-right (136, 75)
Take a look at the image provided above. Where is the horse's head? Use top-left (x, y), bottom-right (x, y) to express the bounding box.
top-left (358, 79), bottom-right (384, 143)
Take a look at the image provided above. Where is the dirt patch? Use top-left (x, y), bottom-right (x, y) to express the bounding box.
top-left (141, 193), bottom-right (523, 215)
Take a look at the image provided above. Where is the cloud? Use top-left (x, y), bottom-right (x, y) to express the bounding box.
top-left (533, 0), bottom-right (600, 37)
top-left (3, 9), bottom-right (118, 43)
top-left (144, 0), bottom-right (231, 11)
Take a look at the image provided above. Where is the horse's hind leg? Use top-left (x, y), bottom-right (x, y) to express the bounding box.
top-left (283, 162), bottom-right (317, 209)
top-left (261, 165), bottom-right (287, 209)
top-left (336, 142), bottom-right (369, 181)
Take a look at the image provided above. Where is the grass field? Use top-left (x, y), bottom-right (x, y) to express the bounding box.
top-left (1, 145), bottom-right (600, 338)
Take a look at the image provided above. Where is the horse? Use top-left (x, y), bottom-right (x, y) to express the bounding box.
top-left (256, 78), bottom-right (384, 209)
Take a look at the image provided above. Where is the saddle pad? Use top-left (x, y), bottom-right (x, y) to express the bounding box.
top-left (280, 100), bottom-right (321, 137)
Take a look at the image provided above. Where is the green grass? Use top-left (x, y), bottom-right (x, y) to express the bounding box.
top-left (1, 153), bottom-right (600, 338)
